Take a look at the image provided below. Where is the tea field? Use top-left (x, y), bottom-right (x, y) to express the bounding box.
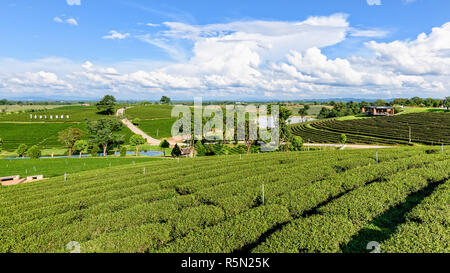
top-left (291, 112), bottom-right (450, 145)
top-left (0, 122), bottom-right (134, 151)
top-left (0, 105), bottom-right (109, 123)
top-left (0, 146), bottom-right (448, 253)
top-left (0, 157), bottom-right (162, 178)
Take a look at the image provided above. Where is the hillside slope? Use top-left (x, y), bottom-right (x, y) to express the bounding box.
top-left (0, 147), bottom-right (448, 253)
top-left (291, 112), bottom-right (450, 145)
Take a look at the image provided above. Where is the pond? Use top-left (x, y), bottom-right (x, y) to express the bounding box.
top-left (4, 150), bottom-right (164, 159)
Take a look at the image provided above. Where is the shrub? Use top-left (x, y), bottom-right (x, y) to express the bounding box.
top-left (16, 144), bottom-right (28, 157)
top-left (27, 145), bottom-right (42, 159)
top-left (291, 136), bottom-right (304, 151)
top-left (159, 139), bottom-right (170, 156)
top-left (120, 146), bottom-right (127, 157)
top-left (171, 144), bottom-right (182, 157)
top-left (132, 118), bottom-right (141, 126)
top-left (90, 146), bottom-right (100, 157)
top-left (204, 145), bottom-right (216, 156)
top-left (194, 141), bottom-right (206, 156)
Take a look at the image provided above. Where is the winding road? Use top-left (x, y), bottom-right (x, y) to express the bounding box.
top-left (117, 107), bottom-right (179, 146)
top-left (117, 107), bottom-right (163, 145)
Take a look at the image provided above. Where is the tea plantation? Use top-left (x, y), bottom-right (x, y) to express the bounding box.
top-left (0, 147), bottom-right (448, 253)
top-left (291, 112), bottom-right (450, 145)
top-left (0, 122), bottom-right (134, 151)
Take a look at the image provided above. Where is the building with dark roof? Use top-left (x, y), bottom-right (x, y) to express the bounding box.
top-left (362, 106), bottom-right (395, 116)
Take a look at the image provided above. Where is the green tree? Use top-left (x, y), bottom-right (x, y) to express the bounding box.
top-left (444, 97), bottom-right (450, 110)
top-left (129, 134), bottom-right (146, 156)
top-left (27, 145), bottom-right (41, 159)
top-left (73, 140), bottom-right (88, 157)
top-left (160, 96), bottom-right (171, 105)
top-left (58, 127), bottom-right (85, 156)
top-left (0, 137), bottom-right (3, 152)
top-left (374, 99), bottom-right (388, 106)
top-left (87, 118), bottom-right (124, 156)
top-left (16, 144), bottom-right (28, 157)
top-left (279, 106), bottom-right (293, 152)
top-left (159, 139), bottom-right (170, 156)
top-left (194, 141), bottom-right (206, 156)
top-left (204, 145), bottom-right (216, 156)
top-left (96, 95), bottom-right (117, 115)
top-left (340, 134), bottom-right (347, 144)
top-left (120, 146), bottom-right (127, 157)
top-left (291, 136), bottom-right (304, 151)
top-left (298, 108), bottom-right (308, 121)
top-left (171, 143), bottom-right (182, 157)
top-left (90, 146), bottom-right (100, 157)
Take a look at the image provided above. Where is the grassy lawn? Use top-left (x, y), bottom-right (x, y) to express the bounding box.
top-left (0, 157), bottom-right (162, 178)
top-left (125, 105), bottom-right (174, 120)
top-left (0, 105), bottom-right (116, 122)
top-left (137, 118), bottom-right (176, 139)
top-left (397, 107), bottom-right (450, 114)
top-left (335, 114), bottom-right (369, 121)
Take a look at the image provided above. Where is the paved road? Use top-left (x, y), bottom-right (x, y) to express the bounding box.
top-left (116, 107), bottom-right (178, 146)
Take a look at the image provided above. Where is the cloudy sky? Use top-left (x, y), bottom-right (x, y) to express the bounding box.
top-left (1, 0), bottom-right (450, 100)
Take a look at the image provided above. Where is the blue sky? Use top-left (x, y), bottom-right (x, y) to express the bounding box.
top-left (1, 0), bottom-right (450, 100)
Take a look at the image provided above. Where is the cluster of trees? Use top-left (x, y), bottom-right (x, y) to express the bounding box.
top-left (15, 144), bottom-right (42, 159)
top-left (160, 96), bottom-right (171, 105)
top-left (317, 101), bottom-right (364, 119)
top-left (0, 99), bottom-right (84, 106)
top-left (317, 97), bottom-right (450, 119)
top-left (391, 97), bottom-right (449, 108)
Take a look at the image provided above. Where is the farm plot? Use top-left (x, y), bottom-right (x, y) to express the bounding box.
top-left (125, 105), bottom-right (174, 120)
top-left (0, 122), bottom-right (134, 151)
top-left (0, 146), bottom-right (448, 253)
top-left (0, 157), bottom-right (161, 178)
top-left (137, 118), bottom-right (177, 139)
top-left (0, 105), bottom-right (109, 122)
top-left (291, 112), bottom-right (450, 145)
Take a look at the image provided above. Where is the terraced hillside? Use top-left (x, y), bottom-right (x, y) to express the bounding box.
top-left (0, 147), bottom-right (448, 253)
top-left (291, 112), bottom-right (450, 145)
top-left (0, 122), bottom-right (134, 151)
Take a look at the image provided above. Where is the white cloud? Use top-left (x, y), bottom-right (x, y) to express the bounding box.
top-left (53, 17), bottom-right (63, 23)
top-left (102, 30), bottom-right (130, 40)
top-left (151, 13), bottom-right (350, 62)
top-left (146, 23), bottom-right (160, 27)
top-left (66, 0), bottom-right (81, 6)
top-left (2, 16), bottom-right (450, 99)
top-left (350, 28), bottom-right (388, 38)
top-left (54, 16), bottom-right (78, 26)
top-left (367, 0), bottom-right (381, 6)
top-left (65, 18), bottom-right (78, 26)
top-left (365, 22), bottom-right (450, 75)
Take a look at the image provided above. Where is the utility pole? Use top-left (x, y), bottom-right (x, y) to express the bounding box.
top-left (262, 181), bottom-right (265, 206)
top-left (409, 126), bottom-right (412, 144)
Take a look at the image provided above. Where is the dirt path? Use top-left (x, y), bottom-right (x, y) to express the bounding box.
top-left (116, 107), bottom-right (179, 146)
top-left (303, 143), bottom-right (393, 149)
